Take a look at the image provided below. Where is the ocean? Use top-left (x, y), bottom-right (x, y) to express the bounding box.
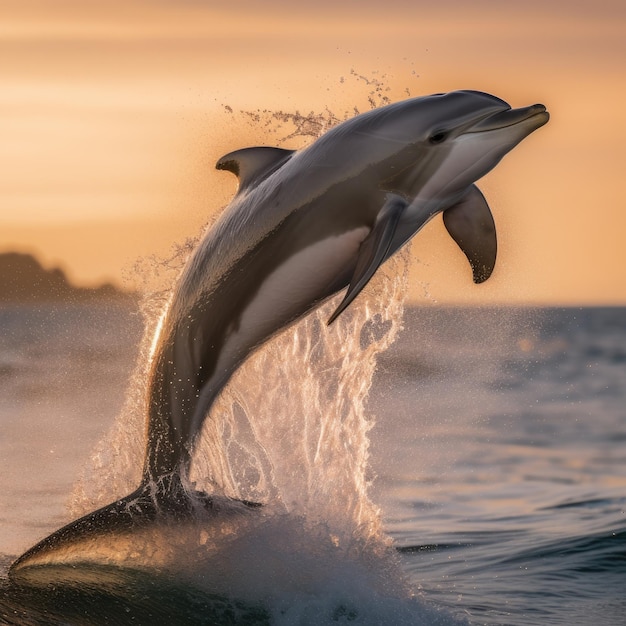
top-left (0, 301), bottom-right (624, 625)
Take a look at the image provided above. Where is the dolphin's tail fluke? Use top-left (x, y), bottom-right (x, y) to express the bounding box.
top-left (8, 477), bottom-right (261, 584)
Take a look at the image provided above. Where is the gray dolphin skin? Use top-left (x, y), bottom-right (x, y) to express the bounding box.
top-left (9, 90), bottom-right (548, 580)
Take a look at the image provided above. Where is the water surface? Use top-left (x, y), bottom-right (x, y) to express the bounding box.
top-left (1, 303), bottom-right (624, 625)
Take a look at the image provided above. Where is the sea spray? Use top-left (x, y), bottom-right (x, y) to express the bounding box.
top-left (63, 80), bottom-right (462, 618)
top-left (66, 245), bottom-right (418, 616)
top-left (191, 251), bottom-right (408, 539)
top-left (223, 68), bottom-right (410, 148)
top-left (68, 242), bottom-right (197, 515)
top-left (70, 247), bottom-right (410, 545)
top-left (70, 71), bottom-right (416, 528)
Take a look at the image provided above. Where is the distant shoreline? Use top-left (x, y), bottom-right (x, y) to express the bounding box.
top-left (0, 252), bottom-right (137, 303)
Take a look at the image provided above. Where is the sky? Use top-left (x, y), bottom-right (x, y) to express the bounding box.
top-left (1, 0), bottom-right (625, 304)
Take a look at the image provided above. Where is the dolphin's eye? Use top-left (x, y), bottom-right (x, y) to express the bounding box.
top-left (428, 131), bottom-right (448, 144)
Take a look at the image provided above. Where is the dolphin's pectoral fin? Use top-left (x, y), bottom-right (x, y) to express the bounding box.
top-left (328, 194), bottom-right (408, 325)
top-left (216, 147), bottom-right (295, 195)
top-left (442, 185), bottom-right (497, 283)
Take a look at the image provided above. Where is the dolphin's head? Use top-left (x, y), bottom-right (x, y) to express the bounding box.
top-left (371, 90), bottom-right (548, 203)
top-left (360, 91), bottom-right (549, 288)
top-left (324, 92), bottom-right (548, 323)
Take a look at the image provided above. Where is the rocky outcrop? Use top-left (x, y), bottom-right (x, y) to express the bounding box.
top-left (0, 252), bottom-right (134, 302)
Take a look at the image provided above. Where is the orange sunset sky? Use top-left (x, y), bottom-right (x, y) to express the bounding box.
top-left (1, 0), bottom-right (625, 305)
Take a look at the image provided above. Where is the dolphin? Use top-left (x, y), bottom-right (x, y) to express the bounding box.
top-left (9, 90), bottom-right (548, 581)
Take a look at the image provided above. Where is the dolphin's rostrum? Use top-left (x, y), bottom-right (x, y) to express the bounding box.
top-left (9, 90), bottom-right (548, 580)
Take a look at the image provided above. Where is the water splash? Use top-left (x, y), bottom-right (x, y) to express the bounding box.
top-left (69, 239), bottom-right (205, 514)
top-left (65, 245), bottom-right (417, 617)
top-left (70, 70), bottom-right (417, 527)
top-left (64, 77), bottom-right (459, 620)
top-left (191, 251), bottom-right (408, 542)
top-left (70, 247), bottom-right (409, 531)
top-left (221, 67), bottom-right (418, 146)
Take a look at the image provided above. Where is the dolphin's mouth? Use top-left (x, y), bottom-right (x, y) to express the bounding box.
top-left (468, 104), bottom-right (549, 133)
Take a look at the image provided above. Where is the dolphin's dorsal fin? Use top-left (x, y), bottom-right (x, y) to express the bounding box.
top-left (442, 185), bottom-right (497, 283)
top-left (328, 194), bottom-right (408, 325)
top-left (216, 147), bottom-right (295, 194)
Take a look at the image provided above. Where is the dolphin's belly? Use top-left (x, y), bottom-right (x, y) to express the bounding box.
top-left (189, 227), bottom-right (369, 432)
top-left (235, 226), bottom-right (369, 335)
